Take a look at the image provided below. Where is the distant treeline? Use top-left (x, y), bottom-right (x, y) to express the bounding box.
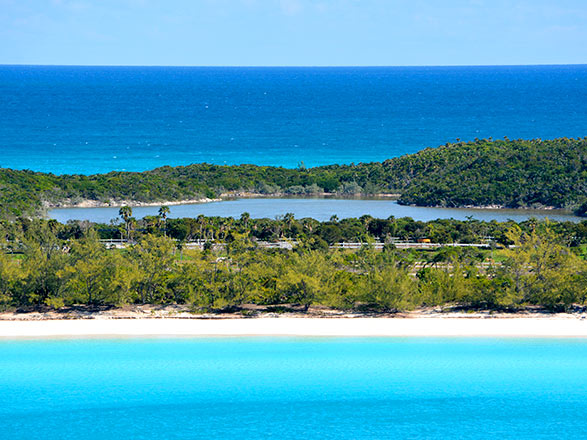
top-left (1, 217), bottom-right (586, 313)
top-left (3, 212), bottom-right (587, 248)
top-left (99, 211), bottom-right (587, 248)
top-left (1, 137), bottom-right (586, 218)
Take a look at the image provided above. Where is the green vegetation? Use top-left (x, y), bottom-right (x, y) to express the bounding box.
top-left (1, 137), bottom-right (585, 313)
top-left (1, 216), bottom-right (586, 313)
top-left (1, 137), bottom-right (585, 218)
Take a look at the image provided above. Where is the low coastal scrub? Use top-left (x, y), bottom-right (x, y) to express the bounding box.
top-left (0, 137), bottom-right (585, 218)
top-left (1, 217), bottom-right (586, 313)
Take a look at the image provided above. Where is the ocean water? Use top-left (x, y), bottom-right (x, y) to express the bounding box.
top-left (1, 65), bottom-right (586, 174)
top-left (49, 198), bottom-right (583, 223)
top-left (1, 337), bottom-right (587, 439)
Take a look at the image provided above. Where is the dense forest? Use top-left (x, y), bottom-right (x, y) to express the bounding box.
top-left (1, 216), bottom-right (586, 313)
top-left (1, 137), bottom-right (585, 218)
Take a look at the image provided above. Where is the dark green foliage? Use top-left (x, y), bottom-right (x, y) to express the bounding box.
top-left (394, 137), bottom-right (587, 210)
top-left (1, 137), bottom-right (585, 218)
top-left (159, 215), bottom-right (587, 248)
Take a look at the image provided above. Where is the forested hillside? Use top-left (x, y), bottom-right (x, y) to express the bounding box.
top-left (1, 137), bottom-right (585, 218)
top-left (393, 137), bottom-right (587, 209)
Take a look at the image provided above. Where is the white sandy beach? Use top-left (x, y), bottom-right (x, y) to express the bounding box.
top-left (1, 317), bottom-right (587, 338)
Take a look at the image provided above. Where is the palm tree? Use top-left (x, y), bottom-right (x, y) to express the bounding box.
top-left (196, 215), bottom-right (206, 240)
top-left (283, 212), bottom-right (295, 228)
top-left (360, 214), bottom-right (373, 233)
top-left (158, 205), bottom-right (170, 236)
top-left (119, 206), bottom-right (133, 240)
top-left (283, 212), bottom-right (295, 238)
top-left (127, 218), bottom-right (137, 242)
top-left (240, 212), bottom-right (250, 229)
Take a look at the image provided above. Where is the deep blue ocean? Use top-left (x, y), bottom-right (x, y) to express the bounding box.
top-left (2, 338), bottom-right (587, 439)
top-left (1, 65), bottom-right (586, 174)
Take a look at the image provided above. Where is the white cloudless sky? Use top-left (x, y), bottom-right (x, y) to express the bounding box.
top-left (0, 0), bottom-right (586, 66)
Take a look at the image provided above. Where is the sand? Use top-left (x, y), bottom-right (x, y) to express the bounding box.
top-left (1, 316), bottom-right (587, 338)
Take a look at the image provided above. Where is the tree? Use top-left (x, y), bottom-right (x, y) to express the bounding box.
top-left (275, 252), bottom-right (327, 311)
top-left (130, 235), bottom-right (176, 303)
top-left (0, 246), bottom-right (21, 308)
top-left (283, 212), bottom-right (296, 238)
top-left (158, 206), bottom-right (170, 236)
top-left (119, 206), bottom-right (133, 240)
top-left (58, 230), bottom-right (112, 305)
top-left (361, 264), bottom-right (417, 311)
top-left (499, 224), bottom-right (587, 310)
top-left (108, 252), bottom-right (140, 305)
top-left (20, 222), bottom-right (68, 307)
top-left (239, 212), bottom-right (251, 229)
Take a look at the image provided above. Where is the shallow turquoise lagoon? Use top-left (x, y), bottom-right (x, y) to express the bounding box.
top-left (2, 338), bottom-right (587, 439)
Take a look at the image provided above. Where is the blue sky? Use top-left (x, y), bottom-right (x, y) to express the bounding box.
top-left (1, 0), bottom-right (585, 66)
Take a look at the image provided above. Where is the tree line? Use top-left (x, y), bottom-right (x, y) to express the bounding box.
top-left (1, 137), bottom-right (585, 218)
top-left (99, 208), bottom-right (587, 248)
top-left (4, 209), bottom-right (587, 248)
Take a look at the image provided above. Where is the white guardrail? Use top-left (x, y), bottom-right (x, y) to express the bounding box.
top-left (96, 239), bottom-right (492, 250)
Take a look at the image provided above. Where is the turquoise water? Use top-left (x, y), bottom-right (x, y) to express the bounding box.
top-left (1, 65), bottom-right (586, 174)
top-left (49, 198), bottom-right (583, 223)
top-left (2, 338), bottom-right (587, 439)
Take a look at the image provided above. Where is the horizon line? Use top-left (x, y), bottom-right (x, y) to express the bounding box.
top-left (1, 63), bottom-right (586, 68)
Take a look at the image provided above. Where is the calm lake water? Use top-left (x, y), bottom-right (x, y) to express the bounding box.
top-left (1, 337), bottom-right (587, 439)
top-left (2, 65), bottom-right (586, 174)
top-left (48, 198), bottom-right (583, 224)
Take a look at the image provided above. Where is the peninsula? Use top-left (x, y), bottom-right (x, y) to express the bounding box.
top-left (1, 137), bottom-right (585, 219)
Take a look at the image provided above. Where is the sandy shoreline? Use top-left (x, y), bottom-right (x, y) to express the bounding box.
top-left (44, 197), bottom-right (222, 209)
top-left (45, 193), bottom-right (402, 209)
top-left (1, 316), bottom-right (587, 339)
